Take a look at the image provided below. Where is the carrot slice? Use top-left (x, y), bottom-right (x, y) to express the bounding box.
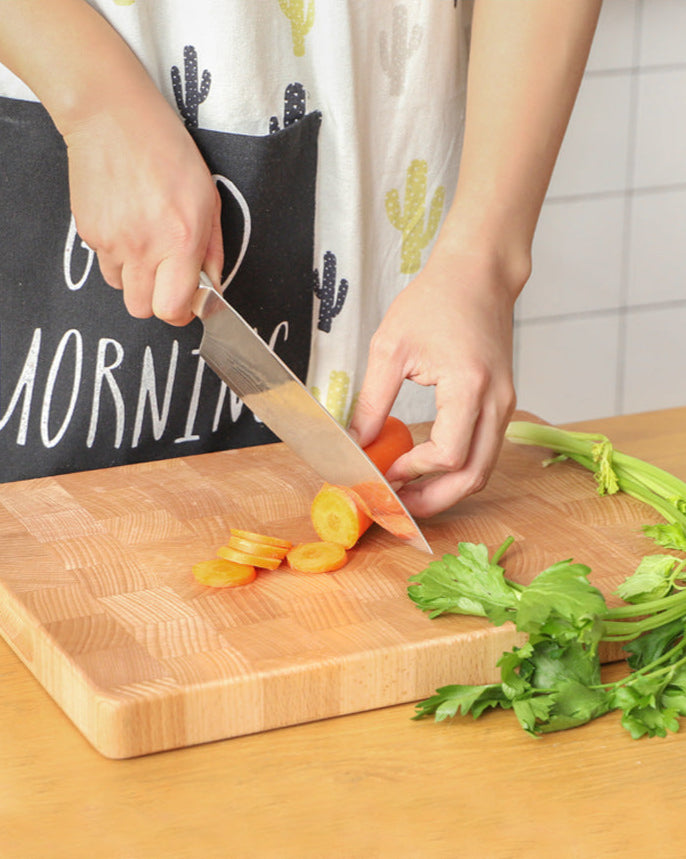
top-left (227, 534), bottom-right (290, 559)
top-left (363, 416), bottom-right (413, 475)
top-left (229, 528), bottom-right (292, 549)
top-left (286, 541), bottom-right (348, 574)
top-left (218, 544), bottom-right (283, 570)
top-left (192, 558), bottom-right (256, 588)
top-left (310, 483), bottom-right (372, 549)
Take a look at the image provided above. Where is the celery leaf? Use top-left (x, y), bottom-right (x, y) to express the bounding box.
top-left (514, 560), bottom-right (606, 646)
top-left (407, 540), bottom-right (520, 624)
top-left (616, 554), bottom-right (684, 604)
top-left (412, 683), bottom-right (511, 722)
top-left (624, 618), bottom-right (686, 669)
top-left (643, 522), bottom-right (686, 552)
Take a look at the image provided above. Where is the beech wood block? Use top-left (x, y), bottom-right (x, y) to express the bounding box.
top-left (0, 414), bottom-right (662, 757)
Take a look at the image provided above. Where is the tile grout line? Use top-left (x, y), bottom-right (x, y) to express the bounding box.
top-left (614, 0), bottom-right (644, 415)
top-left (586, 62), bottom-right (686, 78)
top-left (545, 182), bottom-right (686, 206)
top-left (516, 296), bottom-right (686, 330)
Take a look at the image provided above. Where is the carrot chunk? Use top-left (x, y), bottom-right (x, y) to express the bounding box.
top-left (349, 480), bottom-right (418, 540)
top-left (286, 541), bottom-right (348, 574)
top-left (192, 558), bottom-right (256, 588)
top-left (218, 544), bottom-right (283, 570)
top-left (310, 483), bottom-right (373, 549)
top-left (306, 418), bottom-right (416, 549)
top-left (363, 416), bottom-right (413, 475)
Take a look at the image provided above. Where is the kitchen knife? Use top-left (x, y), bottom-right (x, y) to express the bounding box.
top-left (192, 273), bottom-right (432, 554)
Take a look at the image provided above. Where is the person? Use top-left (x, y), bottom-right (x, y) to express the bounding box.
top-left (0, 0), bottom-right (601, 516)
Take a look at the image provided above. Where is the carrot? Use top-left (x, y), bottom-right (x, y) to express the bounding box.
top-left (286, 541), bottom-right (349, 574)
top-left (308, 417), bottom-right (415, 549)
top-left (194, 421), bottom-right (414, 586)
top-left (218, 544), bottom-right (283, 571)
top-left (192, 558), bottom-right (256, 588)
top-left (348, 480), bottom-right (419, 540)
top-left (363, 415), bottom-right (413, 475)
top-left (310, 483), bottom-right (373, 549)
top-left (229, 528), bottom-right (292, 550)
top-left (227, 534), bottom-right (290, 560)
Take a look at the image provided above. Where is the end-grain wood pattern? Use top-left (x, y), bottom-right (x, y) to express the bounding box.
top-left (0, 419), bottom-right (660, 757)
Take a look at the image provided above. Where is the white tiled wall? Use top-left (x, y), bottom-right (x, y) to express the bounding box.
top-left (514, 0), bottom-right (686, 424)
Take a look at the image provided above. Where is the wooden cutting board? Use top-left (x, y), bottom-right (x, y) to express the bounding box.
top-left (0, 416), bottom-right (662, 758)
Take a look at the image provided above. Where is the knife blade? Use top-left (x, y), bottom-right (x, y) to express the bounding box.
top-left (191, 273), bottom-right (432, 554)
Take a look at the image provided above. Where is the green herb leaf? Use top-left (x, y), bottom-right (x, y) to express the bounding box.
top-left (643, 522), bottom-right (686, 553)
top-left (503, 638), bottom-right (608, 734)
top-left (497, 645), bottom-right (535, 699)
top-left (412, 683), bottom-right (510, 721)
top-left (624, 618), bottom-right (686, 670)
top-left (616, 691), bottom-right (680, 739)
top-left (660, 669), bottom-right (686, 716)
top-left (611, 671), bottom-right (683, 738)
top-left (621, 707), bottom-right (680, 740)
top-left (514, 560), bottom-right (606, 646)
top-left (615, 554), bottom-right (685, 604)
top-left (527, 638), bottom-right (602, 690)
top-left (536, 679), bottom-right (611, 734)
top-left (407, 539), bottom-right (520, 624)
top-left (512, 694), bottom-right (556, 735)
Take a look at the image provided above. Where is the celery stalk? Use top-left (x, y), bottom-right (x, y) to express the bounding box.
top-left (505, 421), bottom-right (686, 529)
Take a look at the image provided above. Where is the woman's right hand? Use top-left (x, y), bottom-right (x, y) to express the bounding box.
top-left (0, 0), bottom-right (224, 325)
top-left (64, 93), bottom-right (224, 326)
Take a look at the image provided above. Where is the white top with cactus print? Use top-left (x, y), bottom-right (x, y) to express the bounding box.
top-left (0, 0), bottom-right (469, 431)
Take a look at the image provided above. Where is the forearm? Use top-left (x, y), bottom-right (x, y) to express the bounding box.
top-left (0, 0), bottom-right (163, 136)
top-left (444, 0), bottom-right (602, 293)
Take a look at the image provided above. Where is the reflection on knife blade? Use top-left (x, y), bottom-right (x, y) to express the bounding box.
top-left (192, 275), bottom-right (432, 554)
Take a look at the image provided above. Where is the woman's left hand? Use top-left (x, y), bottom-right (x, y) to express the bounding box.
top-left (350, 241), bottom-right (521, 519)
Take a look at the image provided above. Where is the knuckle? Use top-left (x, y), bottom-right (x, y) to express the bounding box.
top-left (465, 468), bottom-right (490, 496)
top-left (461, 360), bottom-right (493, 399)
top-left (499, 379), bottom-right (517, 415)
top-left (123, 293), bottom-right (153, 319)
top-left (368, 329), bottom-right (399, 366)
top-left (152, 296), bottom-right (189, 325)
top-left (431, 442), bottom-right (466, 473)
top-left (78, 223), bottom-right (107, 256)
top-left (167, 218), bottom-right (196, 253)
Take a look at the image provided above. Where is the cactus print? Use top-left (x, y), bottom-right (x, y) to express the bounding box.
top-left (269, 83), bottom-right (307, 134)
top-left (171, 46), bottom-right (211, 129)
top-left (278, 0), bottom-right (315, 57)
top-left (313, 251), bottom-right (348, 333)
top-left (385, 160), bottom-right (445, 274)
top-left (312, 370), bottom-right (352, 425)
top-left (379, 5), bottom-right (422, 96)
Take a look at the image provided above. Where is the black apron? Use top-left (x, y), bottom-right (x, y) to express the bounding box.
top-left (0, 95), bottom-right (320, 481)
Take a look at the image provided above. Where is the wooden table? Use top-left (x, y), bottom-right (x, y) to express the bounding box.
top-left (3, 408), bottom-right (686, 859)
